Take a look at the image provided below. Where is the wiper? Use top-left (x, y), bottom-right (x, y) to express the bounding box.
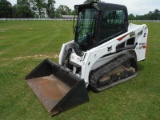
top-left (90, 13), bottom-right (97, 33)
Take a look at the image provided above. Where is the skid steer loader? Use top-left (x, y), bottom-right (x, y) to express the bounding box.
top-left (25, 1), bottom-right (148, 116)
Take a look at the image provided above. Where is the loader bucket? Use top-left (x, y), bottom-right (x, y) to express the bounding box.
top-left (25, 59), bottom-right (89, 116)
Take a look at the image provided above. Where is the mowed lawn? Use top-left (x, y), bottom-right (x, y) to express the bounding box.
top-left (0, 21), bottom-right (160, 120)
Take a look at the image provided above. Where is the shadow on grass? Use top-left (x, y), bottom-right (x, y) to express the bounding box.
top-left (87, 87), bottom-right (92, 92)
top-left (138, 63), bottom-right (145, 71)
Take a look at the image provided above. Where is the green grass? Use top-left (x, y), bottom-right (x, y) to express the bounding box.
top-left (0, 21), bottom-right (160, 120)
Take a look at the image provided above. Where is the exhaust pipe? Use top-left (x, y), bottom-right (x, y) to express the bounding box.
top-left (25, 59), bottom-right (89, 116)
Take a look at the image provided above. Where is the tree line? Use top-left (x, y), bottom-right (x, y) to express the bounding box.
top-left (128, 9), bottom-right (160, 20)
top-left (0, 0), bottom-right (75, 18)
top-left (0, 0), bottom-right (160, 20)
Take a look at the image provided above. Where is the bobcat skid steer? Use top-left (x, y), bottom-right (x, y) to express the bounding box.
top-left (25, 1), bottom-right (148, 116)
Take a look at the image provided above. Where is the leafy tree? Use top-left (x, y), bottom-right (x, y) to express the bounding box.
top-left (12, 4), bottom-right (34, 18)
top-left (0, 0), bottom-right (12, 18)
top-left (17, 0), bottom-right (29, 6)
top-left (153, 9), bottom-right (160, 20)
top-left (55, 5), bottom-right (72, 18)
top-left (45, 0), bottom-right (55, 18)
top-left (71, 10), bottom-right (76, 15)
top-left (57, 5), bottom-right (71, 15)
top-left (12, 0), bottom-right (34, 18)
top-left (84, 0), bottom-right (100, 4)
top-left (128, 14), bottom-right (135, 20)
top-left (131, 9), bottom-right (160, 20)
top-left (29, 0), bottom-right (56, 18)
top-left (29, 0), bottom-right (46, 18)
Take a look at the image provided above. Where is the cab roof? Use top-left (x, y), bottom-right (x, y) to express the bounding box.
top-left (75, 2), bottom-right (127, 12)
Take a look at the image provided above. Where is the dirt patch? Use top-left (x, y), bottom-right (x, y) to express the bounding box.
top-left (54, 54), bottom-right (59, 59)
top-left (0, 36), bottom-right (7, 39)
top-left (14, 54), bottom-right (59, 60)
top-left (14, 55), bottom-right (49, 60)
top-left (1, 54), bottom-right (59, 61)
top-left (0, 52), bottom-right (4, 55)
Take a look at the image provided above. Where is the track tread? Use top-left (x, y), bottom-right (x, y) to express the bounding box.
top-left (89, 52), bottom-right (137, 92)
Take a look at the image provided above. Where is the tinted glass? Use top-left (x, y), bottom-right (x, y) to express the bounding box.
top-left (75, 8), bottom-right (97, 50)
top-left (99, 9), bottom-right (125, 42)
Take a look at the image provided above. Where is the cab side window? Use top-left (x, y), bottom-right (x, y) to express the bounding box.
top-left (98, 9), bottom-right (126, 43)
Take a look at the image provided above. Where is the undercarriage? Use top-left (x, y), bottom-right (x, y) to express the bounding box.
top-left (89, 51), bottom-right (138, 91)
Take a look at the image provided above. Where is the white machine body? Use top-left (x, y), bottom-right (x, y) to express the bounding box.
top-left (59, 23), bottom-right (148, 86)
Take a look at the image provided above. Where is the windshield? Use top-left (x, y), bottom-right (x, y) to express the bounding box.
top-left (75, 8), bottom-right (97, 50)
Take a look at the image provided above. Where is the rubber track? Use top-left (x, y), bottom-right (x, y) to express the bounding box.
top-left (89, 52), bottom-right (137, 92)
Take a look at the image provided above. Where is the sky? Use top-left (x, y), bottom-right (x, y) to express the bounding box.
top-left (8, 0), bottom-right (160, 15)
